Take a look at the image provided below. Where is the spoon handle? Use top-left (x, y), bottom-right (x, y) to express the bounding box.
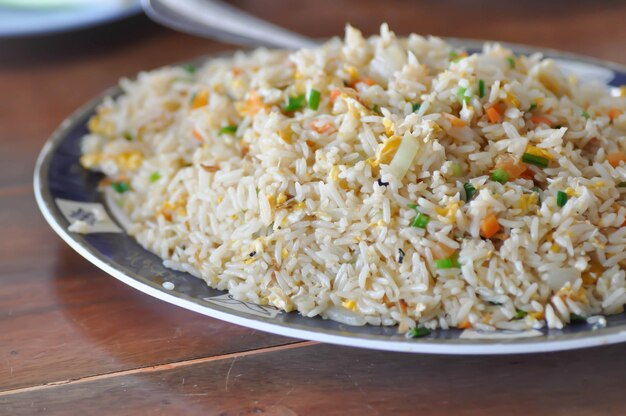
top-left (142, 0), bottom-right (318, 49)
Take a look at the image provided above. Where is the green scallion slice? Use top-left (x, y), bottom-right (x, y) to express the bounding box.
top-left (435, 254), bottom-right (460, 269)
top-left (463, 183), bottom-right (477, 201)
top-left (491, 168), bottom-right (509, 184)
top-left (407, 326), bottom-right (431, 338)
top-left (582, 110), bottom-right (589, 119)
top-left (149, 172), bottom-right (161, 183)
top-left (407, 203), bottom-right (418, 210)
top-left (218, 125), bottom-right (238, 135)
top-left (111, 181), bottom-right (129, 194)
top-left (372, 104), bottom-right (382, 115)
top-left (618, 182), bottom-right (626, 188)
top-left (412, 102), bottom-right (421, 112)
top-left (507, 56), bottom-right (515, 68)
top-left (556, 190), bottom-right (568, 208)
top-left (182, 63), bottom-right (197, 74)
top-left (411, 212), bottom-right (430, 229)
top-left (478, 79), bottom-right (485, 98)
top-left (457, 86), bottom-right (469, 104)
top-left (307, 89), bottom-right (320, 110)
top-left (570, 313), bottom-right (587, 323)
top-left (522, 152), bottom-right (549, 168)
top-left (283, 94), bottom-right (306, 112)
top-left (123, 131), bottom-right (133, 141)
top-left (528, 103), bottom-right (537, 112)
top-left (450, 162), bottom-right (462, 177)
top-left (514, 309), bottom-right (528, 320)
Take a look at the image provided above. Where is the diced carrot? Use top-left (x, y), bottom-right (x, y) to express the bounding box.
top-left (606, 151), bottom-right (626, 167)
top-left (480, 214), bottom-right (501, 238)
top-left (329, 89), bottom-right (342, 103)
top-left (485, 106), bottom-right (502, 123)
top-left (608, 108), bottom-right (623, 121)
top-left (231, 67), bottom-right (242, 76)
top-left (444, 113), bottom-right (466, 127)
top-left (495, 154), bottom-right (527, 180)
top-left (530, 115), bottom-right (552, 126)
top-left (310, 122), bottom-right (335, 134)
top-left (458, 320), bottom-right (472, 329)
top-left (519, 168), bottom-right (534, 180)
top-left (359, 78), bottom-right (376, 86)
top-left (192, 129), bottom-right (204, 142)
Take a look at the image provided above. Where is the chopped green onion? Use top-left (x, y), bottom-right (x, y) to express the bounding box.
top-left (514, 309), bottom-right (528, 320)
top-left (463, 182), bottom-right (477, 201)
top-left (407, 326), bottom-right (431, 338)
top-left (412, 102), bottom-right (421, 112)
top-left (506, 56), bottom-right (515, 68)
top-left (411, 212), bottom-right (430, 229)
top-left (522, 152), bottom-right (549, 168)
top-left (582, 110), bottom-right (589, 119)
top-left (123, 131), bottom-right (133, 141)
top-left (111, 181), bottom-right (129, 194)
top-left (491, 168), bottom-right (509, 184)
top-left (435, 255), bottom-right (460, 269)
top-left (528, 103), bottom-right (537, 112)
top-left (218, 125), bottom-right (238, 135)
top-left (283, 94), bottom-right (306, 112)
top-left (457, 86), bottom-right (469, 104)
top-left (618, 182), bottom-right (626, 188)
top-left (488, 301), bottom-right (502, 306)
top-left (307, 89), bottom-right (320, 110)
top-left (372, 104), bottom-right (382, 115)
top-left (450, 162), bottom-right (462, 177)
top-left (182, 63), bottom-right (196, 74)
top-left (407, 203), bottom-right (418, 210)
top-left (149, 172), bottom-right (161, 183)
top-left (478, 79), bottom-right (485, 98)
top-left (556, 190), bottom-right (568, 208)
top-left (570, 313), bottom-right (587, 323)
top-left (449, 51), bottom-right (458, 59)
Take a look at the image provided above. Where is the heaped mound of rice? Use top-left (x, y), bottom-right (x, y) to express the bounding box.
top-left (80, 24), bottom-right (626, 333)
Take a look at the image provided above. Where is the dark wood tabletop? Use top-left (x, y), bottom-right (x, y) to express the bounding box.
top-left (2, 1), bottom-right (626, 414)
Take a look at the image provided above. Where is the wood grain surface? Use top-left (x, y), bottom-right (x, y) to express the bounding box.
top-left (1, 1), bottom-right (626, 414)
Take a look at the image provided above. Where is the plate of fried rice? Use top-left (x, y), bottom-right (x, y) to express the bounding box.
top-left (35, 25), bottom-right (626, 354)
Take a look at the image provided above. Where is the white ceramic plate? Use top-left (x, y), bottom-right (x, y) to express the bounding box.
top-left (0, 0), bottom-right (141, 37)
top-left (34, 41), bottom-right (626, 354)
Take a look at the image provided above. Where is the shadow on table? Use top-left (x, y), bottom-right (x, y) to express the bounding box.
top-left (0, 14), bottom-right (162, 70)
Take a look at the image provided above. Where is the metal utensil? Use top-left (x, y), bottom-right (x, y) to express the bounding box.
top-left (141, 0), bottom-right (317, 49)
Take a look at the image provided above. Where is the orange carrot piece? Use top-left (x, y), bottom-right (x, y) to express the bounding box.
top-left (480, 214), bottom-right (501, 238)
top-left (486, 106), bottom-right (502, 123)
top-left (606, 151), bottom-right (626, 167)
top-left (444, 113), bottom-right (466, 127)
top-left (458, 320), bottom-right (472, 329)
top-left (530, 115), bottom-right (552, 126)
top-left (192, 129), bottom-right (204, 142)
top-left (329, 89), bottom-right (342, 103)
top-left (310, 122), bottom-right (334, 134)
top-left (608, 108), bottom-right (623, 121)
top-left (496, 154), bottom-right (527, 180)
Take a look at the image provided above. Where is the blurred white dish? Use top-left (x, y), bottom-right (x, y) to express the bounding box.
top-left (0, 0), bottom-right (141, 37)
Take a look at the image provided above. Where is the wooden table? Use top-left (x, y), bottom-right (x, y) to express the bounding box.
top-left (2, 1), bottom-right (626, 414)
